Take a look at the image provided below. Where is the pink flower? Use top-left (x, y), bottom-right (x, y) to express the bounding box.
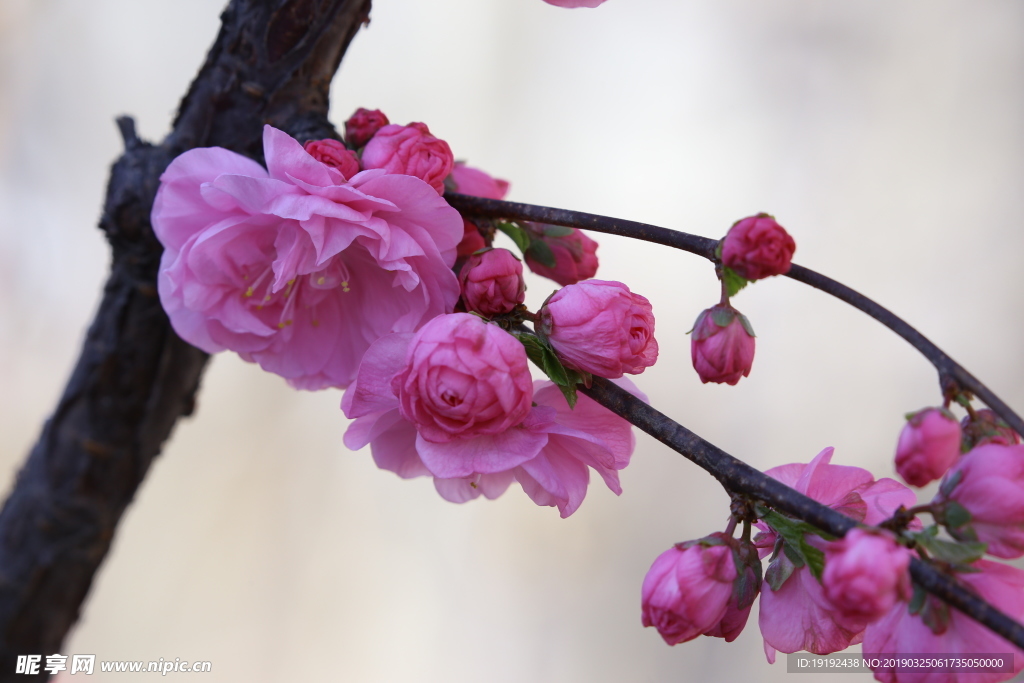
top-left (539, 280), bottom-right (658, 379)
top-left (392, 313), bottom-right (533, 443)
top-left (895, 408), bottom-right (962, 487)
top-left (641, 537), bottom-right (737, 645)
top-left (342, 322), bottom-right (643, 517)
top-left (721, 213), bottom-right (796, 280)
top-left (543, 0), bottom-right (608, 6)
top-left (690, 304), bottom-right (755, 385)
top-left (524, 227), bottom-right (599, 286)
top-left (962, 409), bottom-right (1021, 450)
top-left (937, 443), bottom-right (1024, 559)
top-left (152, 125), bottom-right (462, 390)
top-left (448, 162), bottom-right (509, 200)
top-left (302, 139), bottom-right (359, 180)
top-left (459, 249), bottom-right (525, 317)
top-left (361, 122), bottom-right (454, 194)
top-left (456, 220), bottom-right (487, 259)
top-left (822, 529), bottom-right (911, 623)
top-left (756, 447), bottom-right (917, 660)
top-left (344, 108), bottom-right (389, 148)
top-left (863, 560), bottom-right (1024, 683)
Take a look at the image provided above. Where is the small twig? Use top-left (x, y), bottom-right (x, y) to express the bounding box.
top-left (445, 192), bottom-right (1024, 438)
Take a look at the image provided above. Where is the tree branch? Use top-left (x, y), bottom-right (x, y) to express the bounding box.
top-left (0, 0), bottom-right (371, 675)
top-left (444, 192), bottom-right (1024, 438)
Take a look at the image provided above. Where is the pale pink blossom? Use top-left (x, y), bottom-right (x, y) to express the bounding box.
top-left (344, 108), bottom-right (389, 148)
top-left (690, 304), bottom-right (755, 385)
top-left (822, 529), bottom-right (911, 623)
top-left (539, 279), bottom-right (658, 378)
top-left (543, 0), bottom-right (607, 6)
top-left (152, 125), bottom-right (462, 390)
top-left (524, 227), bottom-right (599, 286)
top-left (756, 447), bottom-right (917, 660)
top-left (641, 538), bottom-right (737, 645)
top-left (459, 248), bottom-right (525, 317)
top-left (302, 139), bottom-right (359, 180)
top-left (896, 408), bottom-right (962, 487)
top-left (361, 122), bottom-right (454, 194)
top-left (447, 162), bottom-right (509, 200)
top-left (863, 560), bottom-right (1024, 683)
top-left (721, 213), bottom-right (796, 280)
top-left (342, 322), bottom-right (642, 517)
top-left (936, 443), bottom-right (1024, 558)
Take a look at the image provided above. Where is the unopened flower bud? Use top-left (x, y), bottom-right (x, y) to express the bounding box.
top-left (361, 122), bottom-right (454, 194)
top-left (894, 407), bottom-right (961, 487)
top-left (524, 226), bottom-right (599, 286)
top-left (303, 139), bottom-right (360, 180)
top-left (689, 305), bottom-right (755, 385)
top-left (539, 280), bottom-right (658, 378)
top-left (459, 248), bottom-right (525, 317)
top-left (720, 213), bottom-right (796, 281)
top-left (344, 107), bottom-right (389, 148)
top-left (822, 529), bottom-right (911, 623)
top-left (961, 409), bottom-right (1021, 450)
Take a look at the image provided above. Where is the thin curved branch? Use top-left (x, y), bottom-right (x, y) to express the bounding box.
top-left (0, 0), bottom-right (371, 672)
top-left (445, 192), bottom-right (1024, 438)
top-left (582, 376), bottom-right (1024, 652)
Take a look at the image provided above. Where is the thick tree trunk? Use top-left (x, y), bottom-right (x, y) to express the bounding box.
top-left (0, 1), bottom-right (371, 677)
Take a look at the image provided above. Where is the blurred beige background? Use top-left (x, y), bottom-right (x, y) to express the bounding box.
top-left (2, 1), bottom-right (1023, 681)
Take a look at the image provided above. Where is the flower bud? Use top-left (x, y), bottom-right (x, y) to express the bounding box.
top-left (524, 226), bottom-right (599, 286)
top-left (641, 535), bottom-right (737, 645)
top-left (894, 407), bottom-right (961, 487)
top-left (961, 409), bottom-right (1021, 450)
top-left (458, 248), bottom-right (526, 317)
top-left (689, 305), bottom-right (755, 385)
top-left (702, 536), bottom-right (761, 643)
top-left (720, 213), bottom-right (796, 281)
top-left (303, 139), bottom-right (360, 180)
top-left (457, 220), bottom-right (487, 259)
top-left (539, 280), bottom-right (658, 378)
top-left (361, 122), bottom-right (454, 194)
top-left (937, 443), bottom-right (1024, 558)
top-left (448, 162), bottom-right (509, 200)
top-left (822, 529), bottom-right (911, 623)
top-left (344, 107), bottom-right (389, 148)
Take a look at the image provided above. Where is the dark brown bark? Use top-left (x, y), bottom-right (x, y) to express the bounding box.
top-left (0, 1), bottom-right (371, 677)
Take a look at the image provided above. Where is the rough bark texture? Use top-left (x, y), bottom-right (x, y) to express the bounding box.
top-left (0, 0), bottom-right (371, 677)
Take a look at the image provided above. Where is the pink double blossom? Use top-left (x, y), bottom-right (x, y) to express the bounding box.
top-left (342, 313), bottom-right (642, 517)
top-left (152, 125), bottom-right (462, 390)
top-left (690, 304), bottom-right (755, 385)
top-left (936, 443), bottom-right (1024, 559)
top-left (822, 529), bottom-right (911, 623)
top-left (756, 447), bottom-right (917, 660)
top-left (721, 213), bottom-right (796, 280)
top-left (863, 560), bottom-right (1024, 683)
top-left (895, 408), bottom-right (962, 487)
top-left (361, 122), bottom-right (454, 194)
top-left (539, 280), bottom-right (658, 378)
top-left (525, 227), bottom-right (599, 286)
top-left (459, 248), bottom-right (525, 317)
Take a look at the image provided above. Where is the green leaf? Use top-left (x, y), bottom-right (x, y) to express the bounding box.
top-left (760, 509), bottom-right (830, 581)
top-left (513, 332), bottom-right (580, 408)
top-left (495, 220), bottom-right (531, 254)
top-left (910, 527), bottom-right (987, 565)
top-left (722, 267), bottom-right (750, 298)
top-left (941, 500), bottom-right (973, 530)
top-left (526, 239), bottom-right (557, 268)
top-left (541, 224), bottom-right (575, 237)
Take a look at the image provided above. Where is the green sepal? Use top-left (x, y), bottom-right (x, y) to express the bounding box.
top-left (765, 552), bottom-right (796, 592)
top-left (710, 306), bottom-right (737, 328)
top-left (758, 508), bottom-right (830, 581)
top-left (938, 469), bottom-right (963, 498)
top-left (908, 582), bottom-right (927, 615)
top-left (525, 238), bottom-right (557, 268)
top-left (495, 220), bottom-right (531, 254)
top-left (540, 224), bottom-right (575, 237)
top-left (722, 267), bottom-right (750, 298)
top-left (513, 333), bottom-right (589, 409)
top-left (910, 525), bottom-right (987, 566)
top-left (939, 500), bottom-right (973, 530)
top-left (738, 312), bottom-right (756, 337)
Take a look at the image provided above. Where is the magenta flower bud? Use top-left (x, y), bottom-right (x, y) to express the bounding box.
top-left (458, 248), bottom-right (526, 317)
top-left (361, 122), bottom-right (454, 194)
top-left (689, 305), bottom-right (755, 385)
top-left (524, 227), bottom-right (599, 286)
top-left (894, 407), bottom-right (961, 487)
top-left (391, 313), bottom-right (534, 444)
top-left (720, 213), bottom-right (796, 281)
top-left (822, 529), bottom-right (911, 623)
top-left (302, 139), bottom-right (360, 180)
top-left (937, 443), bottom-right (1024, 558)
top-left (539, 280), bottom-right (658, 378)
top-left (641, 535), bottom-right (738, 645)
top-left (961, 409), bottom-right (1021, 450)
top-left (702, 536), bottom-right (761, 643)
top-left (344, 107), bottom-right (389, 148)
